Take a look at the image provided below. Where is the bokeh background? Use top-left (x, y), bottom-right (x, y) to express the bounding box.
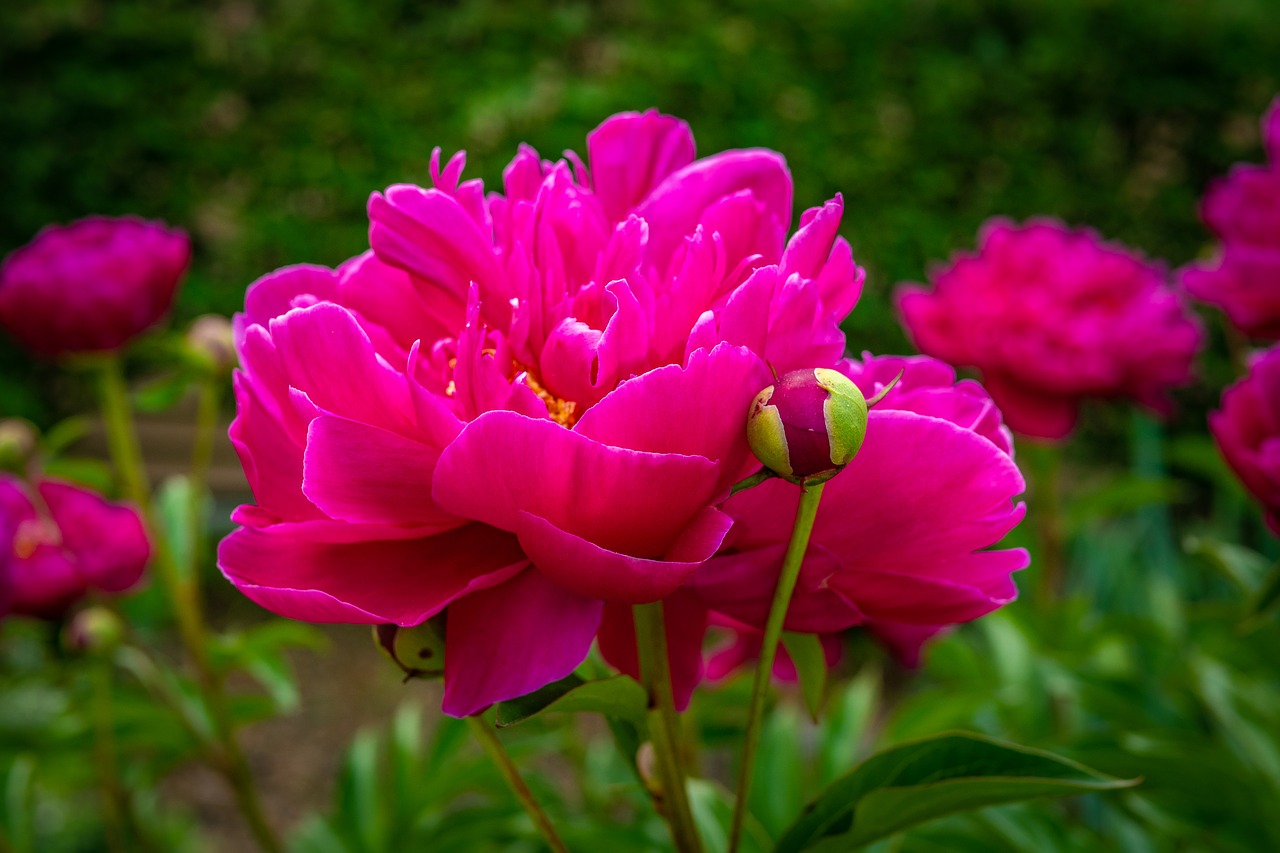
top-left (5, 0), bottom-right (1280, 849)
top-left (5, 0), bottom-right (1279, 422)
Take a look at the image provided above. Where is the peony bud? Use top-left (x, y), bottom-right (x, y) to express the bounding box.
top-left (186, 314), bottom-right (237, 374)
top-left (0, 419), bottom-right (37, 475)
top-left (0, 216), bottom-right (189, 357)
top-left (63, 606), bottom-right (125, 656)
top-left (747, 368), bottom-right (868, 486)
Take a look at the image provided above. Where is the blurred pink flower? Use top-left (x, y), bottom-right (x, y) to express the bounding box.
top-left (0, 476), bottom-right (150, 619)
top-left (896, 220), bottom-right (1202, 440)
top-left (219, 111), bottom-right (865, 715)
top-left (596, 355), bottom-right (1027, 708)
top-left (1181, 96), bottom-right (1280, 339)
top-left (0, 216), bottom-right (189, 356)
top-left (1210, 345), bottom-right (1280, 533)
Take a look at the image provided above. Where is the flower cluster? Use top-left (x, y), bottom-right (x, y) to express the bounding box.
top-left (896, 220), bottom-right (1202, 440)
top-left (0, 476), bottom-right (150, 619)
top-left (1211, 345), bottom-right (1280, 533)
top-left (0, 216), bottom-right (189, 357)
top-left (1182, 97), bottom-right (1280, 339)
top-left (219, 112), bottom-right (1028, 715)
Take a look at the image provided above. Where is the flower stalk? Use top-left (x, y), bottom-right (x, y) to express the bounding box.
top-left (633, 600), bottom-right (703, 853)
top-left (94, 355), bottom-right (282, 853)
top-left (728, 480), bottom-right (826, 853)
top-left (466, 716), bottom-right (569, 853)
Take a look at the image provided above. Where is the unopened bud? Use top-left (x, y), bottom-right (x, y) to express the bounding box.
top-left (746, 368), bottom-right (868, 487)
top-left (63, 606), bottom-right (125, 656)
top-left (186, 314), bottom-right (236, 374)
top-left (0, 419), bottom-right (38, 474)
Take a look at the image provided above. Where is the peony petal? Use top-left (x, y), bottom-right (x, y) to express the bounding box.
top-left (442, 568), bottom-right (602, 716)
top-left (433, 410), bottom-right (721, 558)
top-left (636, 149), bottom-right (793, 275)
top-left (270, 302), bottom-right (417, 435)
top-left (587, 110), bottom-right (697, 223)
top-left (515, 505), bottom-right (732, 603)
top-left (595, 591), bottom-right (708, 711)
top-left (218, 522), bottom-right (526, 626)
top-left (982, 371), bottom-right (1079, 441)
top-left (575, 343), bottom-right (772, 492)
top-left (302, 416), bottom-right (460, 529)
top-left (41, 481), bottom-right (150, 593)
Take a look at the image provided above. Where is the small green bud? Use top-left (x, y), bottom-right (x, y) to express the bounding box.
top-left (0, 419), bottom-right (38, 475)
top-left (186, 314), bottom-right (237, 374)
top-left (746, 368), bottom-right (869, 487)
top-left (63, 607), bottom-right (125, 657)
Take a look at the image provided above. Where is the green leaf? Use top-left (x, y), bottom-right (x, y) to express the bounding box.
top-left (773, 732), bottom-right (1139, 853)
top-left (1242, 558), bottom-right (1280, 633)
top-left (781, 632), bottom-right (827, 721)
top-left (495, 674), bottom-right (648, 728)
top-left (131, 370), bottom-right (197, 413)
top-left (1184, 536), bottom-right (1270, 593)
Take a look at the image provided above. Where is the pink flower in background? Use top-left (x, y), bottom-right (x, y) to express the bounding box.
top-left (219, 111), bottom-right (865, 715)
top-left (1181, 96), bottom-right (1280, 339)
top-left (0, 476), bottom-right (150, 619)
top-left (597, 355), bottom-right (1027, 708)
top-left (1210, 345), bottom-right (1280, 533)
top-left (896, 220), bottom-right (1202, 440)
top-left (0, 216), bottom-right (189, 356)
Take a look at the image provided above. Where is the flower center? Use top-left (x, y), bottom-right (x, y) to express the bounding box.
top-left (523, 371), bottom-right (579, 428)
top-left (14, 518), bottom-right (59, 559)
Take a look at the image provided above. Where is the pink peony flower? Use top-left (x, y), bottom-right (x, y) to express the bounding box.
top-left (0, 216), bottom-right (189, 356)
top-left (0, 476), bottom-right (150, 619)
top-left (596, 354), bottom-right (1027, 708)
top-left (896, 220), bottom-right (1202, 440)
top-left (218, 112), bottom-right (1023, 716)
top-left (1210, 344), bottom-right (1280, 533)
top-left (1181, 96), bottom-right (1280, 339)
top-left (219, 111), bottom-right (865, 715)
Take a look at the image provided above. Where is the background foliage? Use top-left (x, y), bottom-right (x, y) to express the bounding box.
top-left (3, 0), bottom-right (1279, 421)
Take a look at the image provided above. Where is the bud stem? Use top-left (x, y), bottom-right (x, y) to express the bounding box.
top-left (728, 480), bottom-right (826, 853)
top-left (633, 600), bottom-right (704, 853)
top-left (465, 716), bottom-right (569, 853)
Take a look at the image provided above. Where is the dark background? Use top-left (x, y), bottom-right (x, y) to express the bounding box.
top-left (3, 0), bottom-right (1279, 423)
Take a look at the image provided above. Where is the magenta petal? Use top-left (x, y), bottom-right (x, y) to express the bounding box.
top-left (636, 149), bottom-right (793, 273)
top-left (826, 550), bottom-right (1026, 624)
top-left (243, 264), bottom-right (339, 327)
top-left (367, 184), bottom-right (502, 305)
top-left (218, 523), bottom-right (526, 626)
top-left (42, 481), bottom-right (150, 592)
top-left (515, 505), bottom-right (731, 603)
top-left (576, 343), bottom-right (772, 492)
top-left (270, 302), bottom-right (417, 435)
top-left (596, 592), bottom-right (708, 711)
top-left (982, 372), bottom-right (1079, 441)
top-left (433, 410), bottom-right (720, 558)
top-left (588, 110), bottom-right (697, 223)
top-left (230, 372), bottom-right (324, 521)
top-left (302, 416), bottom-right (459, 529)
top-left (442, 568), bottom-right (602, 717)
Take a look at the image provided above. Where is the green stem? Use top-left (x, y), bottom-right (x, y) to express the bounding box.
top-left (633, 600), bottom-right (703, 853)
top-left (466, 716), bottom-right (569, 853)
top-left (728, 481), bottom-right (826, 853)
top-left (1028, 444), bottom-right (1065, 606)
top-left (92, 659), bottom-right (128, 853)
top-left (95, 356), bottom-right (282, 853)
top-left (186, 377), bottom-right (221, 584)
